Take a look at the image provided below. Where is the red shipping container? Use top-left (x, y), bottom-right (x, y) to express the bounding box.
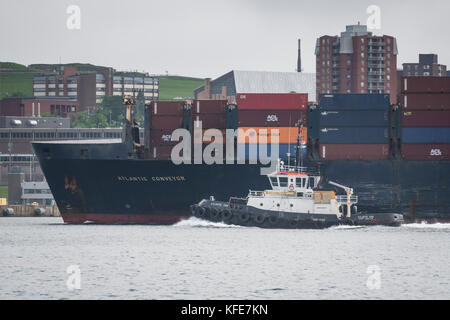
top-left (319, 144), bottom-right (390, 160)
top-left (150, 129), bottom-right (184, 146)
top-left (401, 93), bottom-right (450, 110)
top-left (237, 93), bottom-right (308, 110)
top-left (150, 115), bottom-right (184, 130)
top-left (401, 110), bottom-right (450, 127)
top-left (192, 100), bottom-right (227, 114)
top-left (192, 113), bottom-right (226, 129)
top-left (238, 109), bottom-right (307, 127)
top-left (150, 101), bottom-right (185, 116)
top-left (401, 144), bottom-right (450, 161)
top-left (401, 77), bottom-right (450, 93)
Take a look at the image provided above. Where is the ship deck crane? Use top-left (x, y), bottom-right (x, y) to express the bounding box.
top-left (329, 181), bottom-right (354, 218)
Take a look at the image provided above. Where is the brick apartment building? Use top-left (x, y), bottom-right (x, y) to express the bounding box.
top-left (315, 24), bottom-right (398, 104)
top-left (402, 54), bottom-right (447, 77)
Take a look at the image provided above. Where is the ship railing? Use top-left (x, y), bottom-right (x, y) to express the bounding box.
top-left (336, 195), bottom-right (358, 204)
top-left (277, 164), bottom-right (318, 175)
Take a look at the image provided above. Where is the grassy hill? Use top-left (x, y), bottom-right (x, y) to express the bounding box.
top-left (0, 73), bottom-right (34, 99)
top-left (158, 76), bottom-right (203, 100)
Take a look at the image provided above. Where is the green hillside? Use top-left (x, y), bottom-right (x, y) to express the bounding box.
top-left (0, 62), bottom-right (29, 72)
top-left (158, 76), bottom-right (203, 100)
top-left (0, 73), bottom-right (34, 99)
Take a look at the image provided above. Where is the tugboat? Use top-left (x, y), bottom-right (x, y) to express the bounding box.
top-left (190, 159), bottom-right (404, 229)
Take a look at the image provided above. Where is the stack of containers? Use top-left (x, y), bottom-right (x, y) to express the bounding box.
top-left (236, 93), bottom-right (308, 161)
top-left (400, 77), bottom-right (450, 160)
top-left (191, 100), bottom-right (228, 147)
top-left (318, 94), bottom-right (390, 160)
top-left (149, 101), bottom-right (190, 159)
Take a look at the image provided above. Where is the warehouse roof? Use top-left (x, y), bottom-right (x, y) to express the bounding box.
top-left (195, 70), bottom-right (316, 102)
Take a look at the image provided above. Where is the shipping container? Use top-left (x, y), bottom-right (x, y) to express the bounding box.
top-left (192, 113), bottom-right (227, 129)
top-left (192, 100), bottom-right (227, 114)
top-left (193, 129), bottom-right (226, 145)
top-left (319, 144), bottom-right (390, 160)
top-left (401, 127), bottom-right (450, 144)
top-left (150, 129), bottom-right (183, 147)
top-left (150, 115), bottom-right (184, 130)
top-left (237, 143), bottom-right (307, 161)
top-left (401, 77), bottom-right (450, 93)
top-left (237, 127), bottom-right (306, 144)
top-left (319, 94), bottom-right (390, 110)
top-left (401, 110), bottom-right (450, 127)
top-left (319, 127), bottom-right (389, 144)
top-left (237, 93), bottom-right (308, 110)
top-left (400, 93), bottom-right (450, 110)
top-left (150, 101), bottom-right (185, 116)
top-left (238, 109), bottom-right (307, 127)
top-left (319, 110), bottom-right (389, 127)
top-left (401, 144), bottom-right (450, 161)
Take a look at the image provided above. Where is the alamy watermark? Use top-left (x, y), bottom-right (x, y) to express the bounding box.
top-left (367, 5), bottom-right (381, 30)
top-left (66, 5), bottom-right (81, 30)
top-left (166, 122), bottom-right (305, 175)
top-left (366, 265), bottom-right (381, 290)
top-left (66, 265), bottom-right (81, 291)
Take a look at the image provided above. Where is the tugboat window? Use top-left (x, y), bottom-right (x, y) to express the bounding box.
top-left (309, 177), bottom-right (315, 188)
top-left (270, 177), bottom-right (278, 187)
top-left (296, 178), bottom-right (302, 188)
top-left (279, 177), bottom-right (288, 187)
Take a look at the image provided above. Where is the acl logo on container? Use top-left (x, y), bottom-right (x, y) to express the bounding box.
top-left (266, 115), bottom-right (279, 122)
top-left (430, 149), bottom-right (442, 156)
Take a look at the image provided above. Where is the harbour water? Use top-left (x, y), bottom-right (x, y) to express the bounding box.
top-left (0, 217), bottom-right (449, 300)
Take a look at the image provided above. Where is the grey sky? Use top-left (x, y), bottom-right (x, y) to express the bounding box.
top-left (1, 0), bottom-right (449, 78)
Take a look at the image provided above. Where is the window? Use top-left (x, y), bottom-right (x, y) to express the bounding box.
top-left (270, 177), bottom-right (278, 187)
top-left (279, 177), bottom-right (288, 187)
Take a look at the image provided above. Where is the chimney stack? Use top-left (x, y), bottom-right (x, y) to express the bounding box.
top-left (297, 39), bottom-right (302, 72)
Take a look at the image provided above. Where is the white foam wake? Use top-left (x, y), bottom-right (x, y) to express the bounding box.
top-left (173, 217), bottom-right (242, 228)
top-left (402, 221), bottom-right (450, 229)
top-left (327, 225), bottom-right (366, 230)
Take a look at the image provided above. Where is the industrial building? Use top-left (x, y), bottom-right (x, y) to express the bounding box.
top-left (0, 96), bottom-right (79, 118)
top-left (31, 64), bottom-right (159, 111)
top-left (315, 24), bottom-right (398, 104)
top-left (194, 70), bottom-right (316, 103)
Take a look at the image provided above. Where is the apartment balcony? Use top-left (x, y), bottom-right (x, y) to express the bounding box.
top-left (368, 84), bottom-right (385, 91)
top-left (368, 71), bottom-right (385, 76)
top-left (368, 63), bottom-right (384, 68)
top-left (368, 56), bottom-right (385, 61)
top-left (368, 48), bottom-right (384, 53)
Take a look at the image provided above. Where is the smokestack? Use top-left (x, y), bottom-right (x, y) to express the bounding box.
top-left (297, 39), bottom-right (302, 72)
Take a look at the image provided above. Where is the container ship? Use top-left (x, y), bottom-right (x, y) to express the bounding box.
top-left (32, 77), bottom-right (450, 224)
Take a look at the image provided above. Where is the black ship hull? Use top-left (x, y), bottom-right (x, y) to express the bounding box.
top-left (32, 141), bottom-right (450, 224)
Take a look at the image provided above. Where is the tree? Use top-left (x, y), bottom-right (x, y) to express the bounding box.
top-left (71, 96), bottom-right (126, 128)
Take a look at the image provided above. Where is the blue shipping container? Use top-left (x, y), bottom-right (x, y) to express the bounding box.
top-left (319, 110), bottom-right (389, 127)
top-left (237, 144), bottom-right (307, 161)
top-left (319, 94), bottom-right (390, 111)
top-left (401, 128), bottom-right (450, 144)
top-left (319, 127), bottom-right (389, 144)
